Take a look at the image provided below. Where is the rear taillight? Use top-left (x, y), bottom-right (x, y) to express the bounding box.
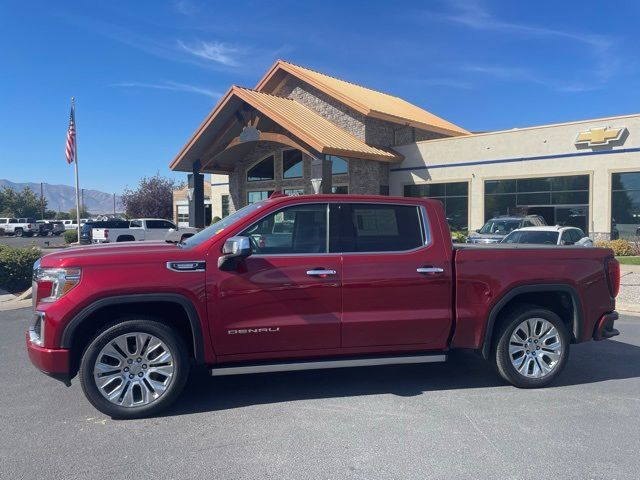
top-left (606, 257), bottom-right (620, 298)
top-left (104, 229), bottom-right (109, 239)
top-left (27, 223), bottom-right (32, 228)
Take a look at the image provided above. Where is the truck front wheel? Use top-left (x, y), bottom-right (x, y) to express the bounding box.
top-left (79, 318), bottom-right (190, 418)
top-left (494, 306), bottom-right (570, 388)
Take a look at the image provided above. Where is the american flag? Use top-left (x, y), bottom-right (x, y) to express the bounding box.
top-left (65, 100), bottom-right (76, 164)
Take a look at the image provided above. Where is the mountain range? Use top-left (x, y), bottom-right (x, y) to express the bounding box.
top-left (0, 179), bottom-right (123, 214)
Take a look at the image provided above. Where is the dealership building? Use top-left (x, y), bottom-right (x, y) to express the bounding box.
top-left (170, 60), bottom-right (640, 240)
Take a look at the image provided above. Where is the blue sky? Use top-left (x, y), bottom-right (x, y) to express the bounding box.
top-left (1, 0), bottom-right (639, 194)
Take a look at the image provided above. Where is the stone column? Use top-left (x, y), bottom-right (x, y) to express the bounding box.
top-left (188, 160), bottom-right (205, 228)
top-left (310, 155), bottom-right (332, 194)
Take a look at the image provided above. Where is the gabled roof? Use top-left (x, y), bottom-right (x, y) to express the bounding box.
top-left (169, 86), bottom-right (402, 172)
top-left (256, 60), bottom-right (469, 137)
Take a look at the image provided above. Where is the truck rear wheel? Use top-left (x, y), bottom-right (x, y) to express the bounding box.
top-left (494, 306), bottom-right (570, 388)
top-left (79, 318), bottom-right (190, 419)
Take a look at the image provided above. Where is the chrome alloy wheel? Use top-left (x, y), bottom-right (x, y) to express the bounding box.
top-left (509, 318), bottom-right (563, 378)
top-left (93, 332), bottom-right (175, 407)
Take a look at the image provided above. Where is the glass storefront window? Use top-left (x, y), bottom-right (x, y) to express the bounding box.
top-left (327, 155), bottom-right (348, 175)
top-left (284, 188), bottom-right (304, 196)
top-left (484, 174), bottom-right (590, 233)
top-left (612, 172), bottom-right (640, 239)
top-left (247, 156), bottom-right (275, 182)
top-left (332, 185), bottom-right (348, 194)
top-left (283, 150), bottom-right (303, 179)
top-left (247, 190), bottom-right (274, 204)
top-left (404, 182), bottom-right (469, 231)
top-left (221, 195), bottom-right (230, 218)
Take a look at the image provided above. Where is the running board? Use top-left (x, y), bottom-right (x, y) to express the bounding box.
top-left (210, 353), bottom-right (447, 377)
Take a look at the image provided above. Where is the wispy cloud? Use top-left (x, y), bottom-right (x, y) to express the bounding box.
top-left (177, 40), bottom-right (243, 67)
top-left (173, 0), bottom-right (197, 17)
top-left (460, 64), bottom-right (598, 93)
top-left (428, 0), bottom-right (619, 91)
top-left (113, 81), bottom-right (222, 99)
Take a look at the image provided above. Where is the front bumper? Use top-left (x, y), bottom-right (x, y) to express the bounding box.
top-left (26, 311), bottom-right (71, 385)
top-left (593, 311), bottom-right (620, 341)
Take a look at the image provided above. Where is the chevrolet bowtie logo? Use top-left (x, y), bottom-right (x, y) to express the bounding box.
top-left (575, 126), bottom-right (626, 147)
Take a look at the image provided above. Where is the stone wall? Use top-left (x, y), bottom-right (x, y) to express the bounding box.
top-left (276, 78), bottom-right (366, 140)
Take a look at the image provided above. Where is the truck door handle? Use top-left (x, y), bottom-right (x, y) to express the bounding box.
top-left (417, 267), bottom-right (444, 274)
top-left (306, 269), bottom-right (337, 276)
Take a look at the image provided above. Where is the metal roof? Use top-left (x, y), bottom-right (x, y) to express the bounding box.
top-left (257, 60), bottom-right (470, 137)
top-left (234, 87), bottom-right (401, 162)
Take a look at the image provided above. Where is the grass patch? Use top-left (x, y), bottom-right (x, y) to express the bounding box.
top-left (616, 256), bottom-right (640, 265)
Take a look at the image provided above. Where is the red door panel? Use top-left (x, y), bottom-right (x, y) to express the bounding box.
top-left (214, 255), bottom-right (342, 355)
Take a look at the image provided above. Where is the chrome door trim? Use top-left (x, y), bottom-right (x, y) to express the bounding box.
top-left (166, 261), bottom-right (206, 272)
top-left (210, 354), bottom-right (447, 376)
top-left (306, 269), bottom-right (337, 276)
top-left (417, 267), bottom-right (444, 274)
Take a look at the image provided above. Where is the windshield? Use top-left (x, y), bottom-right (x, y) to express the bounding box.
top-left (479, 219), bottom-right (521, 235)
top-left (180, 201), bottom-right (268, 248)
top-left (502, 231), bottom-right (559, 245)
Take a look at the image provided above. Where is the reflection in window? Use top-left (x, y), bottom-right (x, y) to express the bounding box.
top-left (343, 204), bottom-right (424, 252)
top-left (404, 182), bottom-right (468, 231)
top-left (327, 155), bottom-right (348, 175)
top-left (612, 172), bottom-right (640, 239)
top-left (247, 156), bottom-right (275, 182)
top-left (247, 190), bottom-right (274, 204)
top-left (240, 204), bottom-right (328, 254)
top-left (283, 150), bottom-right (303, 179)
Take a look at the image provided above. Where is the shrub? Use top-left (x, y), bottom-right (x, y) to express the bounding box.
top-left (451, 230), bottom-right (469, 244)
top-left (0, 246), bottom-right (41, 292)
top-left (211, 216), bottom-right (222, 226)
top-left (63, 229), bottom-right (78, 244)
top-left (595, 239), bottom-right (636, 256)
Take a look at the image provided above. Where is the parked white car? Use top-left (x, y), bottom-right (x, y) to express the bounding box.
top-left (61, 218), bottom-right (88, 230)
top-left (92, 218), bottom-right (177, 243)
top-left (501, 226), bottom-right (593, 247)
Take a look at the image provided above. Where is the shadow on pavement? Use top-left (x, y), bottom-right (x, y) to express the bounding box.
top-left (161, 338), bottom-right (640, 418)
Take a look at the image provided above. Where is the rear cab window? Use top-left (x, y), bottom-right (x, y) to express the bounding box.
top-left (339, 203), bottom-right (427, 253)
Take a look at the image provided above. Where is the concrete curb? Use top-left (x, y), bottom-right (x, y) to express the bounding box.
top-left (0, 299), bottom-right (30, 311)
top-left (616, 303), bottom-right (640, 314)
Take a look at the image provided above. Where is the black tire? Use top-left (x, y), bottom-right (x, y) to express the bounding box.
top-left (494, 305), bottom-right (570, 388)
top-left (15, 228), bottom-right (23, 237)
top-left (79, 318), bottom-right (190, 419)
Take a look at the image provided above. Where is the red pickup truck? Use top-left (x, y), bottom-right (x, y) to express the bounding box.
top-left (27, 194), bottom-right (620, 418)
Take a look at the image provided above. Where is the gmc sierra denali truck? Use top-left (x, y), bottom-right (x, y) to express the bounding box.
top-left (26, 194), bottom-right (620, 418)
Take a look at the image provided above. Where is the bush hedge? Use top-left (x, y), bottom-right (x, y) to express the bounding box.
top-left (594, 239), bottom-right (638, 256)
top-left (451, 230), bottom-right (469, 243)
top-left (63, 229), bottom-right (78, 244)
top-left (0, 245), bottom-right (41, 292)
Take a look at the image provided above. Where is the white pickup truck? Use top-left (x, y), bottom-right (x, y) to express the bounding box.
top-left (92, 218), bottom-right (177, 243)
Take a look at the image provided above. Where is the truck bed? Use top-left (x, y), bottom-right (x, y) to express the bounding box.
top-left (451, 244), bottom-right (616, 350)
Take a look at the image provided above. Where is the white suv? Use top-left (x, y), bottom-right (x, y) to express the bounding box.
top-left (501, 226), bottom-right (593, 247)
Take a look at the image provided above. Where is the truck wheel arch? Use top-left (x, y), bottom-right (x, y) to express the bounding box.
top-left (60, 293), bottom-right (206, 365)
top-left (117, 235), bottom-right (135, 242)
top-left (481, 284), bottom-right (583, 359)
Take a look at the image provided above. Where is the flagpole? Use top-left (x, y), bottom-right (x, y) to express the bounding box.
top-left (72, 97), bottom-right (81, 242)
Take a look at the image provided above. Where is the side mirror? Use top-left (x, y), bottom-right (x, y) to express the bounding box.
top-left (218, 236), bottom-right (252, 270)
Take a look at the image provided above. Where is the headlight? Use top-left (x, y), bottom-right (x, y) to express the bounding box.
top-left (33, 267), bottom-right (82, 303)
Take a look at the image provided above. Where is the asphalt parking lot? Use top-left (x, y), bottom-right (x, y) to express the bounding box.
top-left (0, 234), bottom-right (66, 249)
top-left (2, 308), bottom-right (639, 480)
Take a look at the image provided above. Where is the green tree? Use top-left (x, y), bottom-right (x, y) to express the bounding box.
top-left (0, 186), bottom-right (47, 218)
top-left (69, 207), bottom-right (91, 219)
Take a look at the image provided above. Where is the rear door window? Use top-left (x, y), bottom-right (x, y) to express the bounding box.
top-left (341, 204), bottom-right (425, 252)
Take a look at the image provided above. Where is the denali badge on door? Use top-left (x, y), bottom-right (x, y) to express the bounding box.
top-left (227, 328), bottom-right (280, 335)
